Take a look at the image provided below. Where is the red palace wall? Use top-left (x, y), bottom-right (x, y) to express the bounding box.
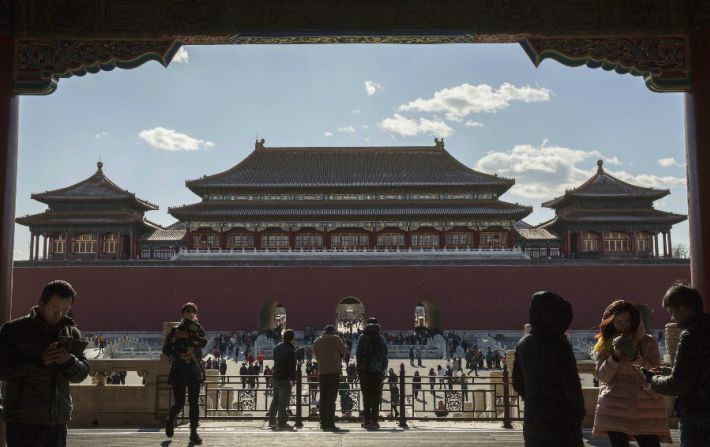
top-left (10, 264), bottom-right (690, 332)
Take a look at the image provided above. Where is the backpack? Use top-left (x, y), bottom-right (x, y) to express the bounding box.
top-left (367, 337), bottom-right (387, 374)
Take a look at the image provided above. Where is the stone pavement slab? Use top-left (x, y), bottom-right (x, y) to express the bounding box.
top-left (67, 424), bottom-right (680, 447)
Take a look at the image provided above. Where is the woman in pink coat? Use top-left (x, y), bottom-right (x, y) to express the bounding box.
top-left (592, 300), bottom-right (671, 446)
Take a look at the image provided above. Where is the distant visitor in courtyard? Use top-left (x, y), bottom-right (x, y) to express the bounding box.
top-left (592, 299), bottom-right (670, 447)
top-left (0, 280), bottom-right (90, 447)
top-left (643, 284), bottom-right (710, 447)
top-left (268, 328), bottom-right (296, 431)
top-left (512, 291), bottom-right (585, 447)
top-left (313, 324), bottom-right (348, 431)
top-left (356, 317), bottom-right (389, 430)
top-left (163, 302), bottom-right (207, 445)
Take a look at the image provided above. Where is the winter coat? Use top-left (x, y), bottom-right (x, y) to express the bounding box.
top-left (272, 341), bottom-right (296, 381)
top-left (512, 292), bottom-right (585, 447)
top-left (163, 318), bottom-right (207, 386)
top-left (650, 313), bottom-right (710, 418)
top-left (356, 324), bottom-right (389, 377)
top-left (593, 320), bottom-right (670, 441)
top-left (0, 307), bottom-right (90, 426)
top-left (313, 333), bottom-right (348, 375)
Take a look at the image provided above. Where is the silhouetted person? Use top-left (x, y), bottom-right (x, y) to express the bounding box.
top-left (356, 317), bottom-right (388, 430)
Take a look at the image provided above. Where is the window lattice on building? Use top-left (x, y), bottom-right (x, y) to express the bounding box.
top-left (377, 232), bottom-right (405, 247)
top-left (50, 234), bottom-right (65, 253)
top-left (103, 233), bottom-right (117, 253)
top-left (446, 232), bottom-right (474, 246)
top-left (331, 233), bottom-right (369, 248)
top-left (227, 233), bottom-right (254, 249)
top-left (194, 233), bottom-right (219, 249)
top-left (295, 233), bottom-right (323, 248)
top-left (73, 233), bottom-right (96, 253)
top-left (637, 232), bottom-right (652, 252)
top-left (604, 232), bottom-right (630, 252)
top-left (479, 232), bottom-right (506, 248)
top-left (262, 233), bottom-right (290, 248)
top-left (411, 233), bottom-right (439, 248)
top-left (583, 232), bottom-right (599, 252)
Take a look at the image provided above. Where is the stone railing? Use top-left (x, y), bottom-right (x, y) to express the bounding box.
top-left (70, 358), bottom-right (170, 427)
top-left (173, 246), bottom-right (529, 260)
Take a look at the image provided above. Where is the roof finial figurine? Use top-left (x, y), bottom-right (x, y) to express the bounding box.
top-left (597, 159), bottom-right (604, 174)
top-left (97, 161), bottom-right (104, 172)
top-left (434, 138), bottom-right (445, 149)
top-left (255, 138), bottom-right (265, 150)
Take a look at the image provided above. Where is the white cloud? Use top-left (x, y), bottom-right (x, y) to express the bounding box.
top-left (94, 131), bottom-right (109, 139)
top-left (361, 124), bottom-right (369, 129)
top-left (365, 80), bottom-right (384, 96)
top-left (474, 142), bottom-right (684, 200)
top-left (323, 131), bottom-right (333, 137)
top-left (173, 46), bottom-right (189, 64)
top-left (138, 127), bottom-right (215, 151)
top-left (337, 126), bottom-right (356, 133)
top-left (464, 120), bottom-right (484, 128)
top-left (658, 157), bottom-right (683, 167)
top-left (352, 109), bottom-right (361, 114)
top-left (379, 113), bottom-right (453, 138)
top-left (398, 82), bottom-right (551, 121)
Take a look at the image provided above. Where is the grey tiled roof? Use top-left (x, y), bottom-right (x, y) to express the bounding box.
top-left (516, 228), bottom-right (559, 240)
top-left (143, 228), bottom-right (187, 241)
top-left (31, 162), bottom-right (158, 211)
top-left (186, 142), bottom-right (514, 193)
top-left (169, 200), bottom-right (532, 220)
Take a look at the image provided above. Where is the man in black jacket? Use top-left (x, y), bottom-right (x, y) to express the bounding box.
top-left (356, 317), bottom-right (388, 430)
top-left (163, 302), bottom-right (207, 445)
top-left (0, 280), bottom-right (90, 447)
top-left (268, 329), bottom-right (296, 430)
top-left (644, 284), bottom-right (710, 447)
top-left (512, 291), bottom-right (585, 447)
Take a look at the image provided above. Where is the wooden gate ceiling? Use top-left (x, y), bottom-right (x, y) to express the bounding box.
top-left (0, 0), bottom-right (708, 95)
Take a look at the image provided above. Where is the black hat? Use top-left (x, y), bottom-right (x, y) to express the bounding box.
top-left (324, 325), bottom-right (336, 334)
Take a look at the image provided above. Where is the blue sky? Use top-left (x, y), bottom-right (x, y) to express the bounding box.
top-left (14, 43), bottom-right (687, 259)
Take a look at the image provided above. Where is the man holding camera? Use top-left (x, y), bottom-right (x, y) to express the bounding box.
top-left (0, 280), bottom-right (90, 447)
top-left (163, 302), bottom-right (207, 445)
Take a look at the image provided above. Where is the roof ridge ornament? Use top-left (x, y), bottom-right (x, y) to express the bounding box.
top-left (255, 138), bottom-right (266, 150)
top-left (97, 161), bottom-right (104, 173)
top-left (597, 159), bottom-right (604, 174)
top-left (434, 138), bottom-right (445, 150)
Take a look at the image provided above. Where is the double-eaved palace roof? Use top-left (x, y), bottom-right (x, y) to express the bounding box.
top-left (29, 162), bottom-right (158, 211)
top-left (543, 160), bottom-right (670, 209)
top-left (538, 160), bottom-right (686, 231)
top-left (16, 162), bottom-right (161, 229)
top-left (185, 139), bottom-right (515, 195)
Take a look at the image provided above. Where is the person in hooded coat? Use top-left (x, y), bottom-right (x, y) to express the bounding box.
top-left (512, 291), bottom-right (586, 447)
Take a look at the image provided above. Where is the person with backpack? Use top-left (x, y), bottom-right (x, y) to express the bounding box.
top-left (356, 317), bottom-right (388, 430)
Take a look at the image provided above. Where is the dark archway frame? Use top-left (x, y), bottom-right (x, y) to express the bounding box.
top-left (1, 1), bottom-right (710, 324)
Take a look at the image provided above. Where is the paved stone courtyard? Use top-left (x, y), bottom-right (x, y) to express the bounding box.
top-left (67, 423), bottom-right (680, 446)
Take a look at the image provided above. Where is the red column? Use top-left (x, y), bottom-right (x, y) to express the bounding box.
top-left (117, 231), bottom-right (123, 259)
top-left (0, 33), bottom-right (16, 323)
top-left (29, 234), bottom-right (34, 261)
top-left (34, 235), bottom-right (39, 261)
top-left (565, 230), bottom-right (571, 257)
top-left (687, 26), bottom-right (710, 307)
top-left (598, 232), bottom-right (605, 257)
top-left (95, 232), bottom-right (100, 259)
top-left (43, 236), bottom-right (47, 260)
top-left (65, 233), bottom-right (70, 260)
top-left (654, 233), bottom-right (659, 258)
top-left (667, 231), bottom-right (673, 258)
